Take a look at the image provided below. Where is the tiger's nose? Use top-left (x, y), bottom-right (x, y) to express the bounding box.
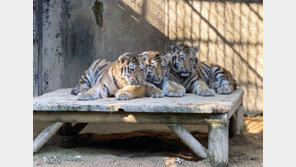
top-left (157, 75), bottom-right (162, 80)
top-left (180, 68), bottom-right (187, 73)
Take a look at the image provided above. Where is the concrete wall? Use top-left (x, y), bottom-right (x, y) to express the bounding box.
top-left (33, 0), bottom-right (172, 96)
top-left (166, 0), bottom-right (263, 115)
top-left (33, 0), bottom-right (262, 137)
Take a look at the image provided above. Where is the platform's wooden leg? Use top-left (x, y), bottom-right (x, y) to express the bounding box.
top-left (167, 124), bottom-right (208, 159)
top-left (33, 122), bottom-right (64, 152)
top-left (208, 123), bottom-right (229, 167)
top-left (230, 105), bottom-right (244, 137)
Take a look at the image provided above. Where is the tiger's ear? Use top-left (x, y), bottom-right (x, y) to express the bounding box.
top-left (170, 44), bottom-right (180, 54)
top-left (192, 45), bottom-right (200, 54)
top-left (118, 52), bottom-right (131, 65)
top-left (163, 52), bottom-right (173, 63)
top-left (138, 52), bottom-right (149, 62)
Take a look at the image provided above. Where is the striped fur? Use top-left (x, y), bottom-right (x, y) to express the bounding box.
top-left (71, 59), bottom-right (111, 95)
top-left (72, 52), bottom-right (163, 100)
top-left (139, 51), bottom-right (167, 86)
top-left (139, 51), bottom-right (186, 97)
top-left (165, 44), bottom-right (237, 96)
top-left (197, 62), bottom-right (237, 94)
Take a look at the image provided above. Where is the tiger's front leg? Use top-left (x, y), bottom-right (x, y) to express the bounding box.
top-left (191, 79), bottom-right (215, 96)
top-left (77, 84), bottom-right (108, 100)
top-left (115, 85), bottom-right (146, 100)
top-left (162, 80), bottom-right (186, 97)
top-left (144, 83), bottom-right (164, 98)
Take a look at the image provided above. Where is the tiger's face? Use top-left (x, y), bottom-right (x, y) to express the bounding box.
top-left (117, 53), bottom-right (146, 86)
top-left (169, 44), bottom-right (200, 78)
top-left (139, 51), bottom-right (168, 85)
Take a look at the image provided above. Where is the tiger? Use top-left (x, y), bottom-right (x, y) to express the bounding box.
top-left (71, 52), bottom-right (164, 100)
top-left (165, 44), bottom-right (237, 96)
top-left (139, 51), bottom-right (186, 97)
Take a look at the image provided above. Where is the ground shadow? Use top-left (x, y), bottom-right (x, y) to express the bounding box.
top-left (59, 131), bottom-right (208, 161)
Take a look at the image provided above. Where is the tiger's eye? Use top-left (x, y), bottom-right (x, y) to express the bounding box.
top-left (161, 60), bottom-right (166, 67)
top-left (129, 63), bottom-right (135, 69)
top-left (179, 51), bottom-right (185, 59)
top-left (139, 62), bottom-right (144, 70)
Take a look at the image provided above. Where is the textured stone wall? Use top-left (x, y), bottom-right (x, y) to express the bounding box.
top-left (34, 0), bottom-right (171, 96)
top-left (166, 0), bottom-right (263, 114)
top-left (33, 0), bottom-right (262, 115)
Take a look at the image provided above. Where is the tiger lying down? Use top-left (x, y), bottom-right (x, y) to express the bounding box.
top-left (71, 52), bottom-right (165, 100)
top-left (71, 44), bottom-right (237, 100)
top-left (164, 44), bottom-right (237, 96)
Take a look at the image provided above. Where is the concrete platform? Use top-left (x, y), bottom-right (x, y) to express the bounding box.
top-left (34, 88), bottom-right (244, 114)
top-left (33, 88), bottom-right (244, 167)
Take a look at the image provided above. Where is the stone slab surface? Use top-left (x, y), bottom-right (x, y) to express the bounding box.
top-left (33, 89), bottom-right (244, 114)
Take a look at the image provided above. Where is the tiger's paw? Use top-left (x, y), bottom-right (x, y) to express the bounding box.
top-left (115, 92), bottom-right (131, 100)
top-left (78, 92), bottom-right (97, 101)
top-left (163, 85), bottom-right (186, 97)
top-left (151, 90), bottom-right (164, 98)
top-left (211, 81), bottom-right (220, 90)
top-left (71, 87), bottom-right (80, 95)
top-left (217, 86), bottom-right (232, 94)
top-left (196, 88), bottom-right (216, 96)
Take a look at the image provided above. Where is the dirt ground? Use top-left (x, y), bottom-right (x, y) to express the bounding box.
top-left (33, 115), bottom-right (263, 167)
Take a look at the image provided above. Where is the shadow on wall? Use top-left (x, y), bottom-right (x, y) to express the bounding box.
top-left (165, 0), bottom-right (263, 114)
top-left (34, 0), bottom-right (262, 114)
top-left (60, 0), bottom-right (173, 92)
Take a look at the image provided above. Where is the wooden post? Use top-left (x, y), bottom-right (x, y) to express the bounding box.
top-left (208, 123), bottom-right (229, 167)
top-left (33, 122), bottom-right (64, 152)
top-left (167, 124), bottom-right (208, 159)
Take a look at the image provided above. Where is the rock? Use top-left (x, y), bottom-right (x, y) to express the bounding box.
top-left (175, 157), bottom-right (184, 164)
